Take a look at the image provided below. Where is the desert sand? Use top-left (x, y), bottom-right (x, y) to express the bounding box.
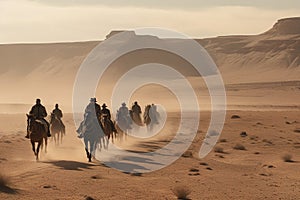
top-left (0, 17), bottom-right (300, 199)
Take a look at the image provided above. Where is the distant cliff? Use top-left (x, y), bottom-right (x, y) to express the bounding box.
top-left (0, 17), bottom-right (299, 106)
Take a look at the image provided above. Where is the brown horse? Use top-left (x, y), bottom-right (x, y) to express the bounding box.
top-left (50, 113), bottom-right (65, 146)
top-left (26, 114), bottom-right (48, 161)
top-left (100, 114), bottom-right (115, 143)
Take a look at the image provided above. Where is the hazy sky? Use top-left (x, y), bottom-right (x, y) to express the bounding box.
top-left (1, 0), bottom-right (299, 43)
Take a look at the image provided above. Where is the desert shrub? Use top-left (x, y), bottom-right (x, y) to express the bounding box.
top-left (233, 144), bottom-right (246, 150)
top-left (172, 185), bottom-right (191, 200)
top-left (182, 151), bottom-right (193, 158)
top-left (219, 139), bottom-right (227, 143)
top-left (214, 146), bottom-right (224, 153)
top-left (282, 154), bottom-right (293, 162)
top-left (231, 115), bottom-right (241, 119)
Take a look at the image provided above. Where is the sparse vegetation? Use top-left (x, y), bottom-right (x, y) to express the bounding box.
top-left (233, 144), bottom-right (246, 150)
top-left (172, 185), bottom-right (191, 200)
top-left (214, 146), bottom-right (225, 153)
top-left (219, 139), bottom-right (227, 143)
top-left (262, 139), bottom-right (273, 145)
top-left (240, 131), bottom-right (247, 137)
top-left (189, 168), bottom-right (199, 172)
top-left (91, 175), bottom-right (102, 179)
top-left (282, 154), bottom-right (294, 162)
top-left (231, 115), bottom-right (241, 119)
top-left (199, 162), bottom-right (208, 166)
top-left (182, 151), bottom-right (193, 158)
top-left (294, 129), bottom-right (300, 133)
top-left (250, 136), bottom-right (258, 140)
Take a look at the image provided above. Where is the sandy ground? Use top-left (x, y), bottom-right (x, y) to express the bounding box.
top-left (0, 108), bottom-right (299, 199)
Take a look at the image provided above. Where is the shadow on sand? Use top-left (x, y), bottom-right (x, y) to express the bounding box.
top-left (0, 185), bottom-right (19, 194)
top-left (43, 160), bottom-right (95, 171)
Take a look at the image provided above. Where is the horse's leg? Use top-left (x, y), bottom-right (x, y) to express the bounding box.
top-left (53, 132), bottom-right (57, 146)
top-left (40, 139), bottom-right (44, 152)
top-left (36, 141), bottom-right (42, 161)
top-left (88, 153), bottom-right (92, 162)
top-left (44, 137), bottom-right (48, 153)
top-left (85, 148), bottom-right (90, 159)
top-left (84, 138), bottom-right (91, 161)
top-left (111, 130), bottom-right (114, 143)
top-left (60, 130), bottom-right (63, 144)
top-left (88, 140), bottom-right (92, 162)
top-left (31, 141), bottom-right (36, 156)
top-left (56, 132), bottom-right (60, 146)
top-left (90, 140), bottom-right (95, 158)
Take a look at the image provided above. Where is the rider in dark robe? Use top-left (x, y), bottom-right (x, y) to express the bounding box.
top-left (52, 104), bottom-right (65, 129)
top-left (101, 103), bottom-right (117, 133)
top-left (26, 98), bottom-right (51, 138)
top-left (131, 101), bottom-right (142, 124)
top-left (132, 101), bottom-right (142, 115)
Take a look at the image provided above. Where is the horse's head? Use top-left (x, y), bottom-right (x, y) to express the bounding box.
top-left (26, 114), bottom-right (36, 132)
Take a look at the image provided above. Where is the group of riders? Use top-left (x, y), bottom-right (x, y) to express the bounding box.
top-left (25, 97), bottom-right (160, 139)
top-left (25, 98), bottom-right (64, 139)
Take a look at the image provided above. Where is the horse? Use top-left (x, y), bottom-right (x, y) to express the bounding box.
top-left (50, 113), bottom-right (65, 146)
top-left (26, 114), bottom-right (48, 161)
top-left (77, 113), bottom-right (104, 162)
top-left (144, 104), bottom-right (160, 132)
top-left (100, 114), bottom-right (116, 143)
top-left (116, 110), bottom-right (132, 139)
top-left (130, 110), bottom-right (143, 126)
top-left (143, 105), bottom-right (152, 126)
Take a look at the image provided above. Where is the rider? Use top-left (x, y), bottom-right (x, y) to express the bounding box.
top-left (77, 98), bottom-right (101, 138)
top-left (118, 103), bottom-right (130, 117)
top-left (85, 98), bottom-right (101, 119)
top-left (101, 103), bottom-right (117, 133)
top-left (131, 101), bottom-right (142, 124)
top-left (52, 104), bottom-right (65, 129)
top-left (26, 98), bottom-right (51, 138)
top-left (117, 102), bottom-right (132, 124)
top-left (132, 101), bottom-right (142, 115)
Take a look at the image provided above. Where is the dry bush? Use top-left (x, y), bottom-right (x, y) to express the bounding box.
top-left (219, 139), bottom-right (227, 143)
top-left (233, 144), bottom-right (246, 150)
top-left (231, 115), bottom-right (241, 119)
top-left (214, 146), bottom-right (224, 153)
top-left (182, 151), bottom-right (193, 158)
top-left (172, 185), bottom-right (191, 200)
top-left (282, 154), bottom-right (293, 162)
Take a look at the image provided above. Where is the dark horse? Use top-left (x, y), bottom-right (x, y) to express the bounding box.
top-left (50, 113), bottom-right (65, 146)
top-left (130, 110), bottom-right (143, 126)
top-left (26, 114), bottom-right (48, 161)
top-left (77, 113), bottom-right (104, 162)
top-left (100, 114), bottom-right (116, 143)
